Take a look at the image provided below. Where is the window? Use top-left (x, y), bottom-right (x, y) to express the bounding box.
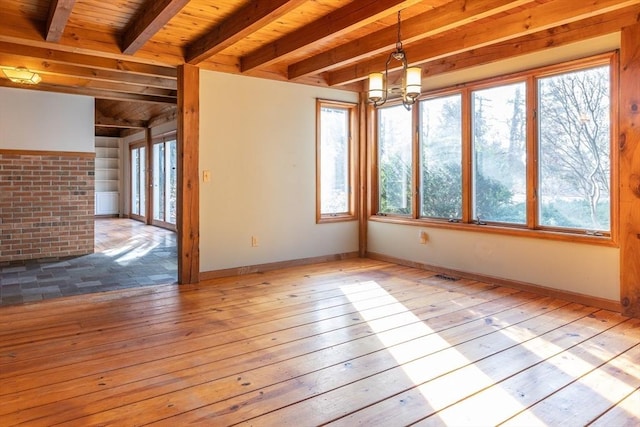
top-left (472, 82), bottom-right (526, 224)
top-left (317, 99), bottom-right (358, 222)
top-left (378, 104), bottom-right (413, 215)
top-left (538, 65), bottom-right (611, 232)
top-left (420, 94), bottom-right (462, 219)
top-left (372, 53), bottom-right (616, 242)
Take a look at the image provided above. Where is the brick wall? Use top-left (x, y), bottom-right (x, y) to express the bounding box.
top-left (0, 150), bottom-right (95, 264)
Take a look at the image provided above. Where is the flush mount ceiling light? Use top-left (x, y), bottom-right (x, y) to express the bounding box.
top-left (368, 11), bottom-right (421, 110)
top-left (2, 67), bottom-right (42, 85)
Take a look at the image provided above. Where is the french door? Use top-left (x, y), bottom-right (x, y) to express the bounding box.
top-left (152, 139), bottom-right (177, 227)
top-left (130, 144), bottom-right (146, 221)
top-left (129, 136), bottom-right (177, 230)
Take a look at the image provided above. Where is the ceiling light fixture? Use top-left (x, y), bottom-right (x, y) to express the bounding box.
top-left (368, 11), bottom-right (421, 110)
top-left (2, 67), bottom-right (42, 85)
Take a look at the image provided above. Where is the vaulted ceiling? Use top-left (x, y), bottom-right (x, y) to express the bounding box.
top-left (0, 0), bottom-right (638, 137)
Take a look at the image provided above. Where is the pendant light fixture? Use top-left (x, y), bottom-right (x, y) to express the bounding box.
top-left (368, 11), bottom-right (421, 110)
top-left (1, 67), bottom-right (42, 85)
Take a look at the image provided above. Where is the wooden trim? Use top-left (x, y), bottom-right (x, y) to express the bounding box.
top-left (199, 252), bottom-right (360, 280)
top-left (176, 64), bottom-right (200, 284)
top-left (316, 99), bottom-right (359, 223)
top-left (461, 88), bottom-right (472, 224)
top-left (368, 215), bottom-right (617, 247)
top-left (619, 23), bottom-right (640, 317)
top-left (0, 149), bottom-right (95, 158)
top-left (366, 252), bottom-right (621, 312)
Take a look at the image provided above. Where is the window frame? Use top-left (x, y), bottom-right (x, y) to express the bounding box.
top-left (316, 99), bottom-right (359, 223)
top-left (370, 52), bottom-right (618, 246)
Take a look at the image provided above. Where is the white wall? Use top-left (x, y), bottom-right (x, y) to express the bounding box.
top-left (199, 71), bottom-right (359, 272)
top-left (0, 87), bottom-right (94, 152)
top-left (369, 34), bottom-right (621, 302)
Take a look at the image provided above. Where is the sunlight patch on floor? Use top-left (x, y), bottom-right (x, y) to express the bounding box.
top-left (102, 237), bottom-right (159, 266)
top-left (339, 280), bottom-right (539, 426)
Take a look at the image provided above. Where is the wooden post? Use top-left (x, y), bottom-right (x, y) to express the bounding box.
top-left (358, 92), bottom-right (368, 257)
top-left (177, 64), bottom-right (200, 284)
top-left (620, 23), bottom-right (640, 317)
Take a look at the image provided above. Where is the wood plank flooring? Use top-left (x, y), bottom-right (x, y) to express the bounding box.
top-left (0, 259), bottom-right (638, 426)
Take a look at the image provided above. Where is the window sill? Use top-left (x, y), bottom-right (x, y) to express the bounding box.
top-left (318, 214), bottom-right (358, 224)
top-left (368, 215), bottom-right (618, 247)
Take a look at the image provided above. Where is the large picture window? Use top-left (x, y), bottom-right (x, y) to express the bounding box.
top-left (538, 65), bottom-right (611, 232)
top-left (420, 94), bottom-right (462, 219)
top-left (372, 53), bottom-right (616, 242)
top-left (316, 99), bottom-right (358, 222)
top-left (472, 82), bottom-right (527, 224)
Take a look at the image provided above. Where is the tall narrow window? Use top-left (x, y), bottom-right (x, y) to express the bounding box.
top-left (538, 65), bottom-right (611, 232)
top-left (378, 104), bottom-right (413, 215)
top-left (472, 82), bottom-right (527, 224)
top-left (316, 100), bottom-right (357, 222)
top-left (420, 94), bottom-right (462, 219)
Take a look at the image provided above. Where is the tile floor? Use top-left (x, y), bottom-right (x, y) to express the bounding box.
top-left (0, 218), bottom-right (177, 306)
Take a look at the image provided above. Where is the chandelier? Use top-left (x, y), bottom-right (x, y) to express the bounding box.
top-left (368, 11), bottom-right (421, 110)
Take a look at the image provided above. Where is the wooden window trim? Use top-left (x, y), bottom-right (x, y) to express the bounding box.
top-left (316, 99), bottom-right (359, 224)
top-left (370, 52), bottom-right (619, 247)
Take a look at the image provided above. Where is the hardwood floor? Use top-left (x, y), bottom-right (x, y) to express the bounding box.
top-left (0, 259), bottom-right (638, 426)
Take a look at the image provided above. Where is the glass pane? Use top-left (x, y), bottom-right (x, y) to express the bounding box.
top-left (472, 82), bottom-right (526, 224)
top-left (153, 143), bottom-right (165, 221)
top-left (131, 149), bottom-right (140, 216)
top-left (538, 66), bottom-right (610, 231)
top-left (139, 146), bottom-right (146, 217)
top-left (166, 140), bottom-right (177, 224)
top-left (420, 94), bottom-right (462, 219)
top-left (378, 104), bottom-right (413, 215)
top-left (320, 106), bottom-right (350, 214)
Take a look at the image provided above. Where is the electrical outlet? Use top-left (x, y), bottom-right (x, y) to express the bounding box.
top-left (419, 230), bottom-right (428, 244)
top-left (251, 236), bottom-right (258, 247)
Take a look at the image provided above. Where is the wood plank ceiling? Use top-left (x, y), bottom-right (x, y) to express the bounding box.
top-left (0, 0), bottom-right (638, 137)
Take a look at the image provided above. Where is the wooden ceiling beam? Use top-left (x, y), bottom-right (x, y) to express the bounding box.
top-left (420, 6), bottom-right (640, 79)
top-left (121, 0), bottom-right (190, 55)
top-left (240, 0), bottom-right (422, 72)
top-left (288, 0), bottom-right (534, 80)
top-left (185, 0), bottom-right (307, 65)
top-left (45, 0), bottom-right (77, 42)
top-left (0, 52), bottom-right (177, 89)
top-left (328, 0), bottom-right (640, 86)
top-left (95, 111), bottom-right (148, 129)
top-left (0, 41), bottom-right (176, 78)
top-left (0, 79), bottom-right (176, 104)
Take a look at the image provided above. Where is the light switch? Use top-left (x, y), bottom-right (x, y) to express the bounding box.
top-left (203, 170), bottom-right (211, 182)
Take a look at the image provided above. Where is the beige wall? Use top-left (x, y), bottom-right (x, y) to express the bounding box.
top-left (199, 71), bottom-right (359, 272)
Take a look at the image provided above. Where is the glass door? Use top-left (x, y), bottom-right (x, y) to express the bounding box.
top-left (152, 139), bottom-right (177, 227)
top-left (130, 144), bottom-right (146, 220)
